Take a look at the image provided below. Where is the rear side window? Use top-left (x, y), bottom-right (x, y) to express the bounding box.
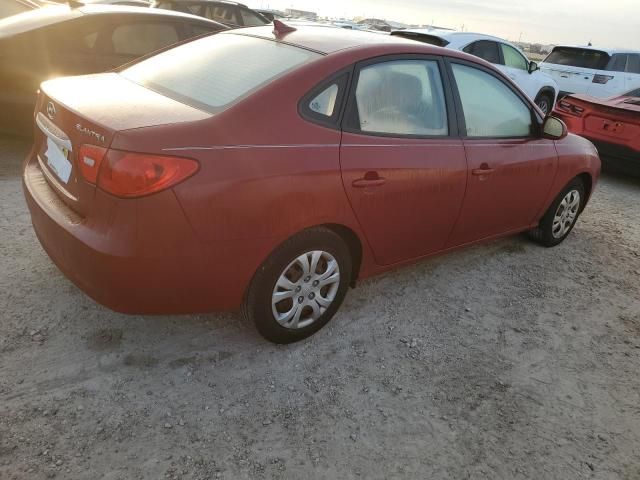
top-left (607, 54), bottom-right (627, 72)
top-left (206, 5), bottom-right (239, 25)
top-left (463, 41), bottom-right (500, 64)
top-left (352, 60), bottom-right (448, 136)
top-left (112, 23), bottom-right (179, 57)
top-left (240, 8), bottom-right (267, 26)
top-left (452, 63), bottom-right (532, 137)
top-left (544, 47), bottom-right (610, 69)
top-left (501, 44), bottom-right (528, 70)
top-left (626, 54), bottom-right (640, 74)
top-left (122, 33), bottom-right (320, 112)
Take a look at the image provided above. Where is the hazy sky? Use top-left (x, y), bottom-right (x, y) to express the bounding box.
top-left (248, 0), bottom-right (639, 50)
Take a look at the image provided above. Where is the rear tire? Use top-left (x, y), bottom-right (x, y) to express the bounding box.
top-left (529, 178), bottom-right (585, 247)
top-left (243, 227), bottom-right (352, 344)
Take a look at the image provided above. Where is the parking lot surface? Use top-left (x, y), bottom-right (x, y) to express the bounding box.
top-left (1, 135), bottom-right (639, 479)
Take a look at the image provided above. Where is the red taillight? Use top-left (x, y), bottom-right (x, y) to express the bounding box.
top-left (78, 144), bottom-right (108, 184)
top-left (558, 100), bottom-right (572, 111)
top-left (593, 74), bottom-right (614, 84)
top-left (97, 150), bottom-right (199, 198)
top-left (557, 100), bottom-right (585, 117)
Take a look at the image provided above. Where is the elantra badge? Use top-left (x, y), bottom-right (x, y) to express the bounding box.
top-left (76, 123), bottom-right (105, 144)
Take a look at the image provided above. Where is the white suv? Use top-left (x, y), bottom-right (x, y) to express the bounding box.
top-left (392, 30), bottom-right (559, 114)
top-left (539, 46), bottom-right (640, 99)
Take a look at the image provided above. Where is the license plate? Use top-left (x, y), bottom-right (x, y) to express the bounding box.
top-left (44, 137), bottom-right (72, 183)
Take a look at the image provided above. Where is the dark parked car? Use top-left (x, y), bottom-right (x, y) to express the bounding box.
top-left (152, 0), bottom-right (268, 28)
top-left (0, 4), bottom-right (226, 134)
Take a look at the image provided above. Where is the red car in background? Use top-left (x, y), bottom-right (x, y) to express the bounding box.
top-left (554, 89), bottom-right (640, 174)
top-left (23, 23), bottom-right (601, 343)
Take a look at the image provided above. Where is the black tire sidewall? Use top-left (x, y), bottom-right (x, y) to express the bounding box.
top-left (245, 228), bottom-right (352, 344)
top-left (538, 179), bottom-right (585, 247)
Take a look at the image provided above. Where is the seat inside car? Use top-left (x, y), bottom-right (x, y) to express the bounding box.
top-left (358, 67), bottom-right (446, 136)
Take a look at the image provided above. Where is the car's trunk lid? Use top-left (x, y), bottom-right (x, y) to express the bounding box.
top-left (35, 73), bottom-right (209, 216)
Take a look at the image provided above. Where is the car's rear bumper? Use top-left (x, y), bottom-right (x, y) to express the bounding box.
top-left (22, 149), bottom-right (256, 314)
top-left (554, 110), bottom-right (640, 171)
top-left (589, 141), bottom-right (640, 174)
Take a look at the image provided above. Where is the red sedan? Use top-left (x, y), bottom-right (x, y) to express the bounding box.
top-left (554, 89), bottom-right (640, 175)
top-left (23, 23), bottom-right (601, 343)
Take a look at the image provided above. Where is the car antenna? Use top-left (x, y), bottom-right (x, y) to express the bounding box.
top-left (272, 19), bottom-right (296, 37)
top-left (68, 0), bottom-right (83, 8)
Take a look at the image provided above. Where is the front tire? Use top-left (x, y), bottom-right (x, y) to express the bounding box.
top-left (243, 227), bottom-right (352, 344)
top-left (535, 92), bottom-right (553, 116)
top-left (529, 178), bottom-right (585, 247)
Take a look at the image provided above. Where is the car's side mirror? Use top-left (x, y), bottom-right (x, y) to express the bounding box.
top-left (542, 116), bottom-right (568, 140)
top-left (528, 61), bottom-right (539, 74)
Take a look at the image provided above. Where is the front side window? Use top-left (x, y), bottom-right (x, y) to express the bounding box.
top-left (463, 41), bottom-right (500, 64)
top-left (452, 63), bottom-right (532, 137)
top-left (122, 33), bottom-right (320, 112)
top-left (111, 23), bottom-right (179, 57)
top-left (501, 44), bottom-right (528, 70)
top-left (352, 60), bottom-right (448, 136)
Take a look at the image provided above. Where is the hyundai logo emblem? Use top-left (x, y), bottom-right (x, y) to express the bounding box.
top-left (46, 102), bottom-right (56, 120)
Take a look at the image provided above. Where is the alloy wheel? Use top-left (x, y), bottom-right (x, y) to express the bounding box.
top-left (552, 189), bottom-right (580, 238)
top-left (271, 250), bottom-right (341, 329)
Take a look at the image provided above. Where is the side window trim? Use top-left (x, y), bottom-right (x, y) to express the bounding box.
top-left (340, 54), bottom-right (459, 139)
top-left (444, 57), bottom-right (543, 139)
top-left (298, 67), bottom-right (353, 130)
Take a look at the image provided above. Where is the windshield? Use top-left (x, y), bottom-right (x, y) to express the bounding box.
top-left (121, 33), bottom-right (321, 113)
top-left (544, 47), bottom-right (610, 69)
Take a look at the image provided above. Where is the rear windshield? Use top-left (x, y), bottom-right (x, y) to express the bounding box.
top-left (544, 47), bottom-right (610, 70)
top-left (121, 33), bottom-right (321, 113)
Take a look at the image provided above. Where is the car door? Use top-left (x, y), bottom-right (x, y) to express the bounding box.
top-left (340, 56), bottom-right (468, 266)
top-left (498, 42), bottom-right (536, 99)
top-left (446, 60), bottom-right (557, 246)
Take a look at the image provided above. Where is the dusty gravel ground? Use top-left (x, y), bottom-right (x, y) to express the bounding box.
top-left (1, 134), bottom-right (639, 480)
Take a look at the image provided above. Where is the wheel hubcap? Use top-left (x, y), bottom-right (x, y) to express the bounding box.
top-left (271, 250), bottom-right (341, 329)
top-left (552, 189), bottom-right (580, 239)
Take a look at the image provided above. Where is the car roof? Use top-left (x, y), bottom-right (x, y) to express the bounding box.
top-left (236, 24), bottom-right (430, 55)
top-left (160, 0), bottom-right (248, 5)
top-left (396, 29), bottom-right (517, 47)
top-left (549, 44), bottom-right (640, 55)
top-left (0, 3), bottom-right (220, 38)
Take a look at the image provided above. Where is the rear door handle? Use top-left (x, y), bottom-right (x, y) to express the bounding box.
top-left (472, 163), bottom-right (495, 176)
top-left (352, 171), bottom-right (386, 188)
